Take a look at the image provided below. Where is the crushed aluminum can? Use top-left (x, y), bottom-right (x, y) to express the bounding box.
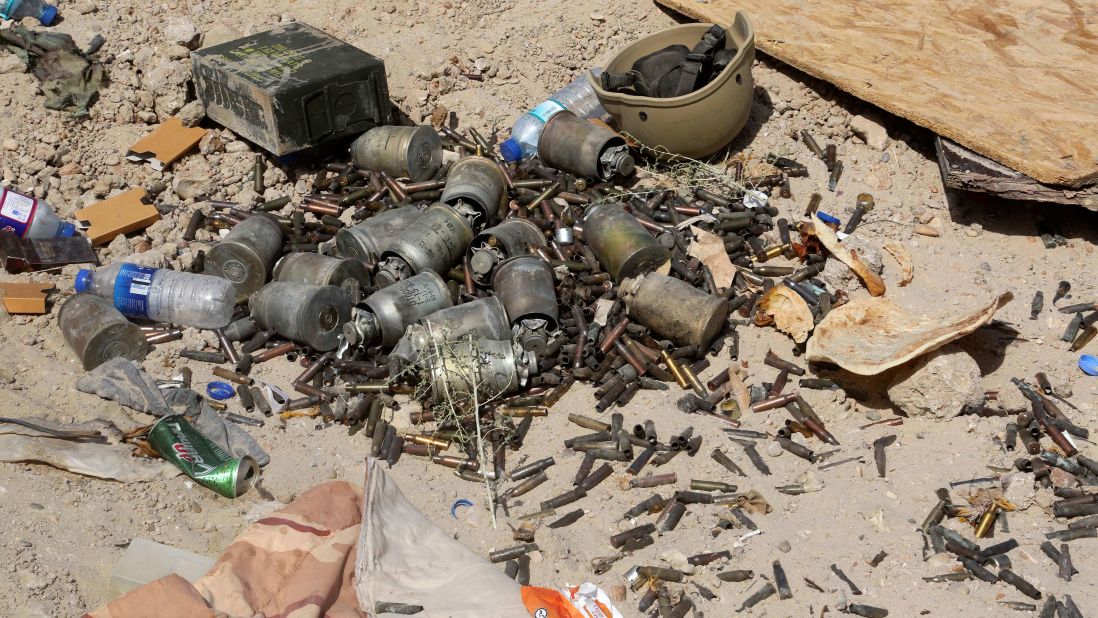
top-left (148, 415), bottom-right (257, 498)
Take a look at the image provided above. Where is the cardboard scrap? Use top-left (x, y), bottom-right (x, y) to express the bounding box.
top-left (687, 225), bottom-right (735, 289)
top-left (0, 282), bottom-right (53, 314)
top-left (126, 117), bottom-right (207, 171)
top-left (74, 188), bottom-right (160, 246)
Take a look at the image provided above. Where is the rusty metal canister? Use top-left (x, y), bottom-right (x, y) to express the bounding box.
top-left (468, 219), bottom-right (546, 285)
top-left (440, 156), bottom-right (506, 228)
top-left (583, 202), bottom-right (668, 282)
top-left (350, 125), bottom-right (443, 182)
top-left (420, 295), bottom-right (511, 340)
top-left (620, 273), bottom-right (729, 348)
top-left (492, 255), bottom-right (559, 330)
top-left (334, 206), bottom-right (424, 261)
top-left (347, 270), bottom-right (453, 347)
top-left (273, 252), bottom-right (370, 299)
top-left (249, 282), bottom-right (351, 351)
top-left (538, 111), bottom-right (635, 180)
top-left (205, 213), bottom-right (284, 303)
top-left (374, 204), bottom-right (474, 288)
top-left (59, 294), bottom-right (149, 370)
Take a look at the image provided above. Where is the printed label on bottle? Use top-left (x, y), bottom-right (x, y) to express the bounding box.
top-left (0, 1), bottom-right (17, 20)
top-left (0, 188), bottom-right (38, 238)
top-left (113, 263), bottom-right (158, 318)
top-left (528, 100), bottom-right (565, 123)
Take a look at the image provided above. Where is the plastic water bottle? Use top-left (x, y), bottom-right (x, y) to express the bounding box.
top-left (500, 68), bottom-right (607, 162)
top-left (75, 263), bottom-right (237, 330)
top-left (0, 0), bottom-right (59, 25)
top-left (0, 186), bottom-right (75, 238)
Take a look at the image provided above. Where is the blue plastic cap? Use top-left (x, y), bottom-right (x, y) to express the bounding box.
top-left (57, 222), bottom-right (75, 237)
top-left (38, 5), bottom-right (58, 26)
top-left (206, 381), bottom-right (236, 400)
top-left (1080, 354), bottom-right (1098, 377)
top-left (499, 138), bottom-right (523, 163)
top-left (816, 211), bottom-right (841, 226)
top-left (74, 269), bottom-right (92, 293)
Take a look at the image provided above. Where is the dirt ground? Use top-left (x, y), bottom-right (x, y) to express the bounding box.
top-left (1, 0), bottom-right (1097, 616)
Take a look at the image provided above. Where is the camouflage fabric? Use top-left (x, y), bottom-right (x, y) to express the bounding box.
top-left (86, 480), bottom-right (365, 617)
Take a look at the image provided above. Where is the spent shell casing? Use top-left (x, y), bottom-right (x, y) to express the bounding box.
top-left (1031, 291), bottom-right (1044, 319)
top-left (511, 456), bottom-right (555, 481)
top-left (385, 435), bottom-right (404, 467)
top-left (540, 487), bottom-right (586, 511)
top-left (573, 452), bottom-right (596, 486)
top-left (958, 557), bottom-right (997, 583)
top-left (502, 471), bottom-right (548, 501)
top-left (589, 447), bottom-right (631, 462)
top-left (998, 568), bottom-right (1042, 599)
top-left (624, 441), bottom-right (656, 475)
top-left (578, 463), bottom-right (614, 492)
top-left (656, 499), bottom-right (686, 534)
top-left (1061, 313), bottom-right (1085, 342)
top-left (1058, 543), bottom-right (1073, 582)
top-left (717, 569), bottom-right (754, 583)
top-left (610, 523), bottom-right (657, 548)
top-left (180, 349), bottom-right (226, 364)
top-left (844, 604), bottom-right (889, 618)
top-left (212, 366), bottom-right (253, 385)
top-left (737, 583), bottom-right (776, 612)
top-left (1046, 526), bottom-right (1097, 540)
top-left (675, 490), bottom-right (714, 504)
top-left (773, 560), bottom-right (792, 599)
top-left (922, 572), bottom-right (973, 583)
top-left (370, 419), bottom-right (389, 457)
top-left (636, 565), bottom-right (684, 582)
top-left (568, 413), bottom-right (610, 433)
top-left (712, 448), bottom-right (746, 476)
top-left (374, 602), bottom-right (423, 615)
top-left (489, 543), bottom-right (538, 563)
top-left (690, 479), bottom-right (736, 493)
top-left (775, 437), bottom-right (815, 462)
top-left (624, 494), bottom-right (664, 520)
top-left (687, 550), bottom-right (731, 566)
top-left (630, 472), bottom-right (677, 489)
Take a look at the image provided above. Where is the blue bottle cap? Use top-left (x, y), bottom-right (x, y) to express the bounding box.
top-left (74, 269), bottom-right (92, 293)
top-left (450, 498), bottom-right (474, 519)
top-left (816, 211), bottom-right (841, 226)
top-left (38, 5), bottom-right (58, 26)
top-left (206, 381), bottom-right (236, 400)
top-left (1080, 355), bottom-right (1098, 377)
top-left (58, 221), bottom-right (76, 237)
top-left (499, 138), bottom-right (523, 163)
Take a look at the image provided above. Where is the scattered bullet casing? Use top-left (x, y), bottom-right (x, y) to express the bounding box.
top-left (998, 568), bottom-right (1041, 599)
top-left (773, 560), bottom-right (792, 599)
top-left (610, 523), bottom-right (656, 548)
top-left (624, 494), bottom-right (664, 520)
top-left (578, 463), bottom-right (614, 492)
top-left (737, 582), bottom-right (776, 611)
top-left (630, 472), bottom-right (677, 489)
top-left (636, 565), bottom-right (684, 583)
top-left (717, 569), bottom-right (754, 582)
top-left (691, 479), bottom-right (737, 493)
top-left (655, 499), bottom-right (686, 534)
top-left (502, 471), bottom-right (548, 501)
top-left (540, 487), bottom-right (586, 511)
top-left (845, 604), bottom-right (889, 618)
top-left (489, 543), bottom-right (538, 564)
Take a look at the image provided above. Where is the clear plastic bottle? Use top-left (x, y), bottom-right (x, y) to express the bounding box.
top-left (75, 263), bottom-right (237, 330)
top-left (500, 68), bottom-right (607, 162)
top-left (0, 186), bottom-right (75, 238)
top-left (0, 0), bottom-right (59, 25)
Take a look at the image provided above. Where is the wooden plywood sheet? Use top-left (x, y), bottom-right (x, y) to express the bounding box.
top-left (655, 0), bottom-right (1098, 187)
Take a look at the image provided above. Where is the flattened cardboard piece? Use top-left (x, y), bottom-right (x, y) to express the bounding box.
top-left (0, 232), bottom-right (97, 273)
top-left (74, 188), bottom-right (160, 246)
top-left (126, 117), bottom-right (207, 171)
top-left (0, 282), bottom-right (53, 314)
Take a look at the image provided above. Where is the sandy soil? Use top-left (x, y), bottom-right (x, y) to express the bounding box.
top-left (1, 1), bottom-right (1097, 616)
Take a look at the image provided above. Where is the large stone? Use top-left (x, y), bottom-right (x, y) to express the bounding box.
top-left (164, 17), bottom-right (200, 49)
top-left (850, 114), bottom-right (890, 150)
top-left (886, 344), bottom-right (983, 419)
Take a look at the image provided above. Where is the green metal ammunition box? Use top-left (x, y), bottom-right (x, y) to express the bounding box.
top-left (191, 22), bottom-right (392, 155)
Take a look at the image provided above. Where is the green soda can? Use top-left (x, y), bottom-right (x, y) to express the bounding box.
top-left (148, 415), bottom-right (257, 498)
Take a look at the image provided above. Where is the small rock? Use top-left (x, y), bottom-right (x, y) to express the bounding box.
top-left (0, 366), bottom-right (14, 384)
top-left (1003, 473), bottom-right (1035, 510)
top-left (178, 100), bottom-right (206, 127)
top-left (849, 114), bottom-right (890, 150)
top-left (1049, 467), bottom-right (1078, 488)
top-left (913, 223), bottom-right (940, 237)
top-left (202, 24), bottom-right (243, 49)
top-left (479, 42), bottom-right (495, 54)
top-left (590, 11), bottom-right (606, 22)
top-left (3, 139), bottom-right (17, 151)
top-left (607, 584), bottom-right (627, 603)
top-left (777, 540), bottom-right (791, 553)
top-left (820, 234), bottom-right (883, 294)
top-left (164, 17), bottom-right (200, 49)
top-left (886, 344), bottom-right (983, 419)
top-left (766, 441), bottom-right (784, 457)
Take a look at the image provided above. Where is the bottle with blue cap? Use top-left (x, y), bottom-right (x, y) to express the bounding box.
top-left (0, 186), bottom-right (75, 239)
top-left (75, 262), bottom-right (237, 330)
top-left (1, 0), bottom-right (60, 26)
top-left (499, 68), bottom-right (607, 163)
